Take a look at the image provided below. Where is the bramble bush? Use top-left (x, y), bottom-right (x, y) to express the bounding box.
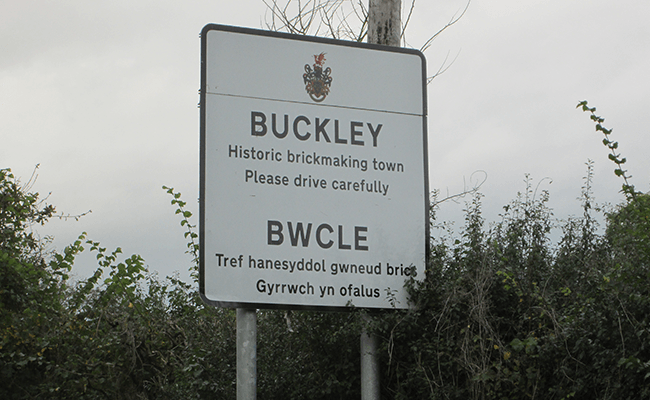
top-left (376, 103), bottom-right (649, 400)
top-left (1, 102), bottom-right (648, 399)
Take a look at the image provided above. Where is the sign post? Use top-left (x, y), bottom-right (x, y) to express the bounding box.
top-left (236, 308), bottom-right (257, 400)
top-left (200, 23), bottom-right (427, 397)
top-left (363, 2), bottom-right (403, 397)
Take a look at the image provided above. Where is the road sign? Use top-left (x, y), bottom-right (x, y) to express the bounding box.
top-left (200, 24), bottom-right (428, 310)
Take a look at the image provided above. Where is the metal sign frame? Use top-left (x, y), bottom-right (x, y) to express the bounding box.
top-left (199, 24), bottom-right (428, 311)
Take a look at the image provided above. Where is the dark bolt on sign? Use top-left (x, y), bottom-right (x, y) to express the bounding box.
top-left (200, 24), bottom-right (428, 310)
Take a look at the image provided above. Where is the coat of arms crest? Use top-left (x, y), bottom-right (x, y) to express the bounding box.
top-left (303, 52), bottom-right (332, 102)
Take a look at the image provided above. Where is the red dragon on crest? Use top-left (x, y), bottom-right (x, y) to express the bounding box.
top-left (303, 52), bottom-right (332, 102)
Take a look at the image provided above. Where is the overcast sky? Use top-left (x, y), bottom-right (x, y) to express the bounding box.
top-left (2, 0), bottom-right (649, 283)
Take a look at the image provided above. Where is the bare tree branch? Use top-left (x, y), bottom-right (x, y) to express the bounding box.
top-left (263, 0), bottom-right (470, 81)
top-left (400, 0), bottom-right (416, 43)
top-left (419, 0), bottom-right (470, 53)
top-left (427, 49), bottom-right (461, 84)
top-left (432, 170), bottom-right (487, 208)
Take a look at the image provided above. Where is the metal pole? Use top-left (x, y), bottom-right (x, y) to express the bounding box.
top-left (237, 308), bottom-right (257, 400)
top-left (363, 2), bottom-right (402, 399)
top-left (360, 314), bottom-right (381, 400)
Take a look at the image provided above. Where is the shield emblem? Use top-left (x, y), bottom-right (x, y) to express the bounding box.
top-left (303, 52), bottom-right (332, 102)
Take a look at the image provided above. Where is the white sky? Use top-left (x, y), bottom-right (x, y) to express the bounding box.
top-left (2, 0), bottom-right (649, 283)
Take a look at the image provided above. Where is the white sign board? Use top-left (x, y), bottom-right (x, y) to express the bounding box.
top-left (200, 24), bottom-right (428, 310)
